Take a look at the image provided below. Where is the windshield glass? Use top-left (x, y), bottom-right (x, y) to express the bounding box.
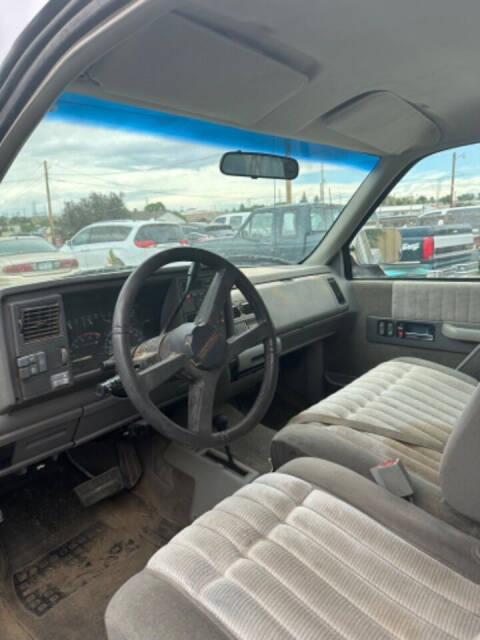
top-left (0, 236), bottom-right (56, 256)
top-left (0, 92), bottom-right (378, 282)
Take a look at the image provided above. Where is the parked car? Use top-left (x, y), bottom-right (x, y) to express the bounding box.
top-left (180, 223), bottom-right (211, 243)
top-left (199, 203), bottom-right (342, 263)
top-left (385, 224), bottom-right (478, 277)
top-left (64, 220), bottom-right (184, 268)
top-left (213, 212), bottom-right (251, 229)
top-left (189, 223), bottom-right (235, 243)
top-left (0, 235), bottom-right (78, 284)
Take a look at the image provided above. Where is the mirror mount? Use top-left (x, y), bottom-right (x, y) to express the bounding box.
top-left (220, 151), bottom-right (299, 180)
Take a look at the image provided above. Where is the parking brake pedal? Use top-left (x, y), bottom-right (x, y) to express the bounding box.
top-left (117, 440), bottom-right (142, 489)
top-left (74, 467), bottom-right (125, 507)
top-left (73, 440), bottom-right (142, 507)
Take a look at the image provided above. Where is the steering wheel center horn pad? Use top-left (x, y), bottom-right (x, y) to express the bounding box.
top-left (112, 247), bottom-right (279, 448)
top-left (163, 321), bottom-right (227, 371)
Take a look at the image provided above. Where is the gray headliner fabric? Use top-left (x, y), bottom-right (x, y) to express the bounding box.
top-left (106, 459), bottom-right (480, 640)
top-left (78, 1), bottom-right (480, 154)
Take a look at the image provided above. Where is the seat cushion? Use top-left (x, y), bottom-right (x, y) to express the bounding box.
top-left (106, 459), bottom-right (480, 640)
top-left (273, 422), bottom-right (443, 484)
top-left (292, 357), bottom-right (477, 451)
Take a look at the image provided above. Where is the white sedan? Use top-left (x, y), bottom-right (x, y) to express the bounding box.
top-left (0, 235), bottom-right (79, 284)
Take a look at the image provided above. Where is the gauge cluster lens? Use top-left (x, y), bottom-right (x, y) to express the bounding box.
top-left (63, 282), bottom-right (171, 375)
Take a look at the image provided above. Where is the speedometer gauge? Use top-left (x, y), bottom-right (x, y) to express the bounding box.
top-left (70, 331), bottom-right (102, 366)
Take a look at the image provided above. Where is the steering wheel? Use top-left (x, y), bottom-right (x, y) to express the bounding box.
top-left (112, 247), bottom-right (279, 448)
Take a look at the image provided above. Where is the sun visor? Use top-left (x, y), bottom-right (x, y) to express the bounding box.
top-left (85, 12), bottom-right (307, 127)
top-left (322, 91), bottom-right (441, 155)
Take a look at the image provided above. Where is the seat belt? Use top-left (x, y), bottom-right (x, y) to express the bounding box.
top-left (370, 458), bottom-right (414, 500)
top-left (292, 412), bottom-right (445, 452)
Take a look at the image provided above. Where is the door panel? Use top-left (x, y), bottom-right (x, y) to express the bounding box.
top-left (325, 280), bottom-right (474, 380)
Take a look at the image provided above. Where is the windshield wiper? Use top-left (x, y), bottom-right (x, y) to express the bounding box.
top-left (64, 265), bottom-right (134, 277)
top-left (226, 254), bottom-right (293, 266)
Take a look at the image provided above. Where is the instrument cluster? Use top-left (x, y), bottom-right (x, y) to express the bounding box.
top-left (63, 282), bottom-right (170, 375)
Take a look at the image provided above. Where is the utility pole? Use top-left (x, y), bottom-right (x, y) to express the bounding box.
top-left (449, 152), bottom-right (456, 208)
top-left (320, 164), bottom-right (325, 204)
top-left (285, 140), bottom-right (292, 204)
top-left (43, 160), bottom-right (55, 240)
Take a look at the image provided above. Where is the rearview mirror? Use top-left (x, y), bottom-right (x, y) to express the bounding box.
top-left (220, 151), bottom-right (298, 180)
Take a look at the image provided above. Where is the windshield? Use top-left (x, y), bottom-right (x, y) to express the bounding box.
top-left (0, 92), bottom-right (378, 283)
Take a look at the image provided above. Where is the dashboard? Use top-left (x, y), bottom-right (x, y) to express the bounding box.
top-left (0, 264), bottom-right (351, 479)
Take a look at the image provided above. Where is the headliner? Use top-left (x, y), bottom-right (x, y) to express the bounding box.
top-left (69, 0), bottom-right (480, 159)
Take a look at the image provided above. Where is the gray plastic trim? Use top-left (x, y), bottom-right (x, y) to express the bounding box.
top-left (367, 316), bottom-right (472, 354)
top-left (442, 323), bottom-right (480, 343)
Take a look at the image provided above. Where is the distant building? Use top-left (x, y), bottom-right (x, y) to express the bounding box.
top-left (182, 210), bottom-right (218, 222)
top-left (132, 210), bottom-right (185, 223)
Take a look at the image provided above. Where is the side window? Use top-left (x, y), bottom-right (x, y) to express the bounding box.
top-left (136, 224), bottom-right (181, 243)
top-left (89, 226), bottom-right (131, 243)
top-left (215, 216), bottom-right (226, 224)
top-left (70, 228), bottom-right (91, 246)
top-left (351, 143), bottom-right (480, 279)
top-left (244, 212), bottom-right (273, 240)
top-left (229, 215), bottom-right (243, 229)
top-left (279, 212), bottom-right (297, 238)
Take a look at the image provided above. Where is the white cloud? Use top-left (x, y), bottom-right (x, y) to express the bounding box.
top-left (0, 119), bottom-right (369, 216)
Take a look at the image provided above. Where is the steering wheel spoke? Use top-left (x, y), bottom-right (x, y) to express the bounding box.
top-left (138, 353), bottom-right (186, 393)
top-left (195, 268), bottom-right (236, 326)
top-left (227, 320), bottom-right (269, 360)
top-left (187, 370), bottom-right (220, 437)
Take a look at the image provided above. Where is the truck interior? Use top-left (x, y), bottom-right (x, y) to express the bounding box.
top-left (2, 1), bottom-right (480, 639)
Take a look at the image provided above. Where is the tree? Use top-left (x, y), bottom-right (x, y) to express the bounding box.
top-left (415, 196), bottom-right (428, 204)
top-left (313, 195), bottom-right (320, 203)
top-left (457, 192), bottom-right (475, 202)
top-left (144, 201), bottom-right (166, 212)
top-left (300, 191), bottom-right (308, 203)
top-left (58, 192), bottom-right (129, 239)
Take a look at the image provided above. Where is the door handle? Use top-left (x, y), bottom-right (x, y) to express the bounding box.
top-left (442, 323), bottom-right (480, 343)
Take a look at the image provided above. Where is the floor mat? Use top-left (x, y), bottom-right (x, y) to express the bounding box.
top-left (0, 434), bottom-right (193, 640)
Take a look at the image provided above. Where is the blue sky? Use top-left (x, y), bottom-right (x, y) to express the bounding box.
top-left (2, 91), bottom-right (479, 218)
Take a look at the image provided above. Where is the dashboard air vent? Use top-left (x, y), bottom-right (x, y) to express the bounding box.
top-left (21, 304), bottom-right (61, 342)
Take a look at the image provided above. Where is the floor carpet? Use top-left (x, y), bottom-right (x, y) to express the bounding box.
top-left (0, 434), bottom-right (193, 640)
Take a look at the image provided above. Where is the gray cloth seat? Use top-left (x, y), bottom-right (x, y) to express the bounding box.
top-left (271, 357), bottom-right (480, 534)
top-left (106, 457), bottom-right (480, 640)
top-left (272, 356), bottom-right (477, 482)
top-left (288, 357), bottom-right (477, 453)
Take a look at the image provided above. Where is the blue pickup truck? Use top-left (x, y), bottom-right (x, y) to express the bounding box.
top-left (385, 224), bottom-right (478, 277)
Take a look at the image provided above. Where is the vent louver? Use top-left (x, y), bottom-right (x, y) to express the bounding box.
top-left (21, 304), bottom-right (61, 342)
